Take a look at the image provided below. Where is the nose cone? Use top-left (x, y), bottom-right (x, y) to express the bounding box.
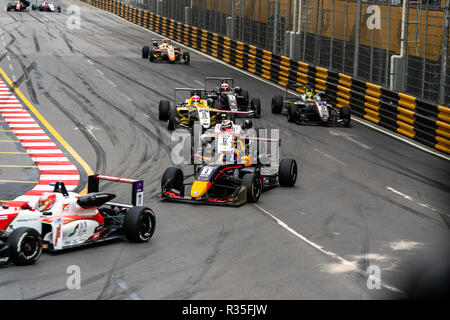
top-left (190, 181), bottom-right (212, 198)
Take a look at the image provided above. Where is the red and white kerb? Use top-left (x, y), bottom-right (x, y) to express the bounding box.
top-left (0, 79), bottom-right (80, 202)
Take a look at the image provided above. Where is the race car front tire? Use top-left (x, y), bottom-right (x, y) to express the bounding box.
top-left (31, 4), bottom-right (36, 10)
top-left (57, 6), bottom-right (61, 12)
top-left (241, 89), bottom-right (249, 106)
top-left (287, 104), bottom-right (298, 123)
top-left (8, 227), bottom-right (43, 266)
top-left (242, 174), bottom-right (262, 203)
top-left (339, 106), bottom-right (351, 127)
top-left (168, 108), bottom-right (179, 131)
top-left (271, 95), bottom-right (283, 114)
top-left (149, 50), bottom-right (156, 62)
top-left (159, 100), bottom-right (170, 121)
top-left (183, 52), bottom-right (190, 65)
top-left (279, 159), bottom-right (297, 187)
top-left (161, 167), bottom-right (184, 196)
top-left (250, 98), bottom-right (261, 118)
top-left (123, 207), bottom-right (156, 243)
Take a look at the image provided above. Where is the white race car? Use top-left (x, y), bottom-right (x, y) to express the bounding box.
top-left (0, 175), bottom-right (155, 266)
top-left (32, 1), bottom-right (61, 12)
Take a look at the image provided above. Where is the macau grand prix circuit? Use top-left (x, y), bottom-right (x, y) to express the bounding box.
top-left (0, 0), bottom-right (449, 300)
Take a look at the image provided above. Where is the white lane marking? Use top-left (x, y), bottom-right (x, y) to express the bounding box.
top-left (103, 9), bottom-right (450, 161)
top-left (31, 157), bottom-right (69, 162)
top-left (6, 55), bottom-right (10, 61)
top-left (194, 80), bottom-right (203, 86)
top-left (22, 142), bottom-right (57, 147)
top-left (389, 240), bottom-right (422, 251)
top-left (8, 64), bottom-right (13, 71)
top-left (12, 75), bottom-right (16, 82)
top-left (112, 274), bottom-right (142, 300)
top-left (313, 147), bottom-right (347, 166)
top-left (87, 59), bottom-right (94, 65)
top-left (120, 92), bottom-right (132, 102)
top-left (96, 68), bottom-right (104, 76)
top-left (107, 79), bottom-right (117, 88)
top-left (386, 186), bottom-right (448, 217)
top-left (253, 203), bottom-right (404, 294)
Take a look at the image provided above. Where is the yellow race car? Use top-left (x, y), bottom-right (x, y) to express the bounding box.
top-left (158, 88), bottom-right (252, 131)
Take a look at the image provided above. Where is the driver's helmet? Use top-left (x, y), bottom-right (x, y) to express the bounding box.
top-left (220, 82), bottom-right (230, 92)
top-left (305, 90), bottom-right (314, 101)
top-left (191, 95), bottom-right (201, 105)
top-left (37, 192), bottom-right (56, 212)
top-left (220, 117), bottom-right (232, 131)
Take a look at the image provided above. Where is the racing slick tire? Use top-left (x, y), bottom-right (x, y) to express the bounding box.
top-left (161, 167), bottom-right (185, 196)
top-left (149, 50), bottom-right (156, 62)
top-left (31, 4), bottom-right (36, 10)
top-left (287, 104), bottom-right (298, 123)
top-left (241, 89), bottom-right (249, 106)
top-left (7, 3), bottom-right (12, 11)
top-left (57, 6), bottom-right (61, 12)
top-left (123, 207), bottom-right (156, 243)
top-left (8, 227), bottom-right (43, 266)
top-left (142, 46), bottom-right (150, 59)
top-left (242, 173), bottom-right (262, 203)
top-left (168, 108), bottom-right (179, 131)
top-left (250, 98), bottom-right (261, 118)
top-left (183, 52), bottom-right (190, 65)
top-left (159, 100), bottom-right (171, 121)
top-left (271, 95), bottom-right (283, 114)
top-left (339, 106), bottom-right (351, 127)
top-left (279, 159), bottom-right (297, 187)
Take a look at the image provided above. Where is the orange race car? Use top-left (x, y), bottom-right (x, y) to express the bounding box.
top-left (142, 38), bottom-right (190, 64)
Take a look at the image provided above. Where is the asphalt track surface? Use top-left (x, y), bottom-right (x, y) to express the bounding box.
top-left (0, 0), bottom-right (449, 300)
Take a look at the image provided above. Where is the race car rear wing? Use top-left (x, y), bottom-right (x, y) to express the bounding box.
top-left (87, 175), bottom-right (144, 206)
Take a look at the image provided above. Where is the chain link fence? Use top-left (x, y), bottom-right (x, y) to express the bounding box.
top-left (120, 0), bottom-right (449, 106)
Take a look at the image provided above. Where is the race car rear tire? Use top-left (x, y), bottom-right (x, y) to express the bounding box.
top-left (183, 52), bottom-right (190, 65)
top-left (271, 95), bottom-right (283, 114)
top-left (57, 6), bottom-right (61, 12)
top-left (8, 227), bottom-right (43, 266)
top-left (7, 3), bottom-right (12, 11)
top-left (142, 46), bottom-right (149, 59)
top-left (149, 50), bottom-right (156, 62)
top-left (242, 174), bottom-right (262, 203)
top-left (279, 159), bottom-right (297, 187)
top-left (250, 98), bottom-right (261, 118)
top-left (31, 4), bottom-right (36, 10)
top-left (287, 104), bottom-right (298, 123)
top-left (339, 106), bottom-right (351, 127)
top-left (123, 206), bottom-right (156, 243)
top-left (168, 108), bottom-right (179, 131)
top-left (159, 100), bottom-right (170, 121)
top-left (241, 89), bottom-right (249, 106)
top-left (161, 167), bottom-right (184, 196)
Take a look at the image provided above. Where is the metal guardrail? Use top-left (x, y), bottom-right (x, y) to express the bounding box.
top-left (80, 0), bottom-right (450, 154)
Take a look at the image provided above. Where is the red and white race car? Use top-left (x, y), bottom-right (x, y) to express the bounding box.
top-left (6, 0), bottom-right (30, 11)
top-left (0, 175), bottom-right (155, 266)
top-left (32, 1), bottom-right (61, 12)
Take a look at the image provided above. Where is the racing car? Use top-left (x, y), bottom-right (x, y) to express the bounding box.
top-left (271, 85), bottom-right (351, 126)
top-left (6, 0), bottom-right (30, 11)
top-left (159, 88), bottom-right (255, 131)
top-left (0, 175), bottom-right (155, 266)
top-left (31, 1), bottom-right (61, 12)
top-left (205, 77), bottom-right (261, 118)
top-left (142, 38), bottom-right (190, 64)
top-left (161, 117), bottom-right (298, 205)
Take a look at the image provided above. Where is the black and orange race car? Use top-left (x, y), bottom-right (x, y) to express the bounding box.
top-left (7, 0), bottom-right (30, 11)
top-left (161, 120), bottom-right (298, 206)
top-left (142, 38), bottom-right (190, 64)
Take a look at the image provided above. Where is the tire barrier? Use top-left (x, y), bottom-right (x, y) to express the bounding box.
top-left (79, 0), bottom-right (450, 155)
